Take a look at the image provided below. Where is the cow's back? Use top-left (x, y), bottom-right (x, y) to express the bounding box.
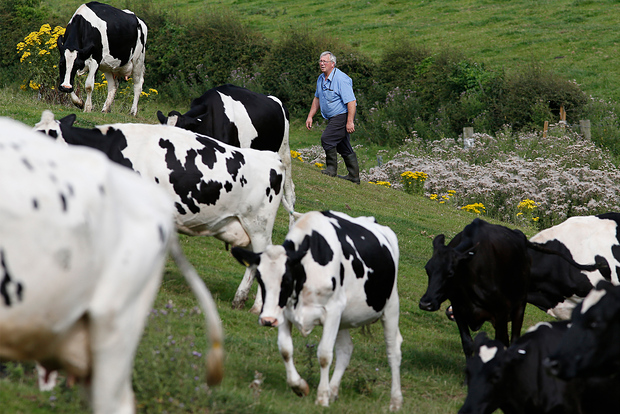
top-left (287, 211), bottom-right (399, 328)
top-left (96, 123), bottom-right (284, 230)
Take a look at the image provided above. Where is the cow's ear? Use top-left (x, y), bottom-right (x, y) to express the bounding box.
top-left (432, 234), bottom-right (446, 250)
top-left (231, 247), bottom-right (260, 267)
top-left (287, 237), bottom-right (310, 264)
top-left (156, 110), bottom-right (167, 124)
top-left (59, 114), bottom-right (77, 127)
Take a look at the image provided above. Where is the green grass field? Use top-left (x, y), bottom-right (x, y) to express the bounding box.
top-left (0, 92), bottom-right (554, 413)
top-left (0, 0), bottom-right (611, 412)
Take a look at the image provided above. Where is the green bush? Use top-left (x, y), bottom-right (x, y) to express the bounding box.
top-left (140, 6), bottom-right (270, 105)
top-left (0, 0), bottom-right (50, 86)
top-left (498, 63), bottom-right (588, 130)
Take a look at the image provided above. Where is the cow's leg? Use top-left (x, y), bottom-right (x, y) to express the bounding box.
top-left (89, 266), bottom-right (162, 414)
top-left (382, 297), bottom-right (403, 411)
top-left (101, 71), bottom-right (119, 113)
top-left (232, 266), bottom-right (260, 312)
top-left (454, 310), bottom-right (475, 358)
top-left (494, 314), bottom-right (510, 348)
top-left (233, 230), bottom-right (271, 313)
top-left (316, 312), bottom-right (343, 407)
top-left (510, 301), bottom-right (527, 345)
top-left (278, 319), bottom-right (309, 397)
top-left (327, 329), bottom-right (353, 403)
top-left (83, 63), bottom-right (99, 113)
top-left (129, 65), bottom-right (145, 117)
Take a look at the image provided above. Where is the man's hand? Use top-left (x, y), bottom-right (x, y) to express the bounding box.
top-left (306, 117), bottom-right (313, 130)
top-left (346, 120), bottom-right (355, 133)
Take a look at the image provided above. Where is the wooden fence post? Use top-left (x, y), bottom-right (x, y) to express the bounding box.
top-left (543, 121), bottom-right (549, 138)
top-left (463, 127), bottom-right (474, 149)
top-left (580, 119), bottom-right (591, 140)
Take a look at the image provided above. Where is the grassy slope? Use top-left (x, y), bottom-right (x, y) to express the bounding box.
top-left (47, 0), bottom-right (620, 102)
top-left (1, 0), bottom-right (602, 411)
top-left (0, 92), bottom-right (552, 413)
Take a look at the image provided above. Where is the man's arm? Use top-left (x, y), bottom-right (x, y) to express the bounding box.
top-left (346, 100), bottom-right (356, 133)
top-left (306, 97), bottom-right (320, 130)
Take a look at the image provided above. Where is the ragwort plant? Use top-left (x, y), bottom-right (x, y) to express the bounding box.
top-left (16, 23), bottom-right (67, 103)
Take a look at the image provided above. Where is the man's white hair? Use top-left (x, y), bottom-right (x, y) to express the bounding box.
top-left (320, 51), bottom-right (336, 65)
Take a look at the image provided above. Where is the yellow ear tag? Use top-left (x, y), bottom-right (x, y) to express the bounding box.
top-left (243, 260), bottom-right (250, 267)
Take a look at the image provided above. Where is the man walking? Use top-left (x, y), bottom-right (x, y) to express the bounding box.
top-left (306, 51), bottom-right (360, 184)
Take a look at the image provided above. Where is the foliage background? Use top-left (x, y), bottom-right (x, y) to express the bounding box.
top-left (2, 0), bottom-right (620, 159)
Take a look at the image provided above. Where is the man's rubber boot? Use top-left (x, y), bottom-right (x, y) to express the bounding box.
top-left (321, 148), bottom-right (338, 177)
top-left (338, 152), bottom-right (360, 184)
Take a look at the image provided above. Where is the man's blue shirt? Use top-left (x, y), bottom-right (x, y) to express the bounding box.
top-left (315, 68), bottom-right (356, 119)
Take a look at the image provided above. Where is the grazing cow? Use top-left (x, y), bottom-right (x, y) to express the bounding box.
top-left (460, 323), bottom-right (620, 414)
top-left (231, 211), bottom-right (403, 411)
top-left (528, 213), bottom-right (620, 319)
top-left (546, 281), bottom-right (620, 380)
top-left (58, 2), bottom-right (147, 116)
top-left (156, 84), bottom-right (296, 227)
top-left (419, 219), bottom-right (532, 358)
top-left (34, 110), bottom-right (287, 312)
top-left (0, 117), bottom-right (223, 414)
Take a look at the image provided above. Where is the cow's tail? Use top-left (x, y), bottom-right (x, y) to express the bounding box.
top-left (169, 234), bottom-right (224, 386)
top-left (526, 240), bottom-right (606, 272)
top-left (281, 197), bottom-right (303, 220)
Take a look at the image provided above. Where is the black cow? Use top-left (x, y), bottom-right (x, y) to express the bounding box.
top-left (157, 84), bottom-right (295, 227)
top-left (528, 213), bottom-right (620, 319)
top-left (58, 2), bottom-right (147, 116)
top-left (460, 323), bottom-right (620, 414)
top-left (419, 219), bottom-right (532, 357)
top-left (546, 281), bottom-right (620, 380)
top-left (419, 218), bottom-right (599, 358)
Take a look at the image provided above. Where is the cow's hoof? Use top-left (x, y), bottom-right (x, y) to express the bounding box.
top-left (249, 305), bottom-right (261, 315)
top-left (389, 395), bottom-right (403, 411)
top-left (231, 298), bottom-right (246, 310)
top-left (292, 379), bottom-right (309, 397)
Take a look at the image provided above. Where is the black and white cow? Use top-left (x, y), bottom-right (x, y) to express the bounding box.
top-left (157, 84), bottom-right (296, 227)
top-left (58, 2), bottom-right (147, 116)
top-left (35, 110), bottom-right (288, 312)
top-left (460, 322), bottom-right (620, 414)
top-left (528, 213), bottom-right (620, 319)
top-left (546, 281), bottom-right (620, 380)
top-left (0, 117), bottom-right (223, 413)
top-left (231, 211), bottom-right (403, 411)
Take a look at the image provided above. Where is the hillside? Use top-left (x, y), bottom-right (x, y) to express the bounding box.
top-left (0, 98), bottom-right (553, 413)
top-left (46, 0), bottom-right (620, 102)
top-left (0, 1), bottom-right (613, 411)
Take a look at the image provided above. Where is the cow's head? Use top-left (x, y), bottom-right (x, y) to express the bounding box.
top-left (419, 234), bottom-right (477, 312)
top-left (232, 242), bottom-right (308, 328)
top-left (33, 110), bottom-right (75, 142)
top-left (459, 332), bottom-right (509, 414)
top-left (545, 281), bottom-right (620, 379)
top-left (156, 110), bottom-right (203, 131)
top-left (57, 34), bottom-right (93, 93)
